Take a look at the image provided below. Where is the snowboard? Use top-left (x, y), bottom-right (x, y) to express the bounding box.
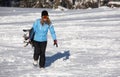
top-left (23, 28), bottom-right (34, 47)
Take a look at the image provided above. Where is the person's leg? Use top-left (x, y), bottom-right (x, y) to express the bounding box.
top-left (33, 41), bottom-right (41, 65)
top-left (39, 41), bottom-right (47, 68)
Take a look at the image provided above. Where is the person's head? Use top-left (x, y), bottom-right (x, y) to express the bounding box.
top-left (41, 10), bottom-right (49, 22)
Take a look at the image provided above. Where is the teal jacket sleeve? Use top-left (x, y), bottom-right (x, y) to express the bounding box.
top-left (49, 25), bottom-right (57, 40)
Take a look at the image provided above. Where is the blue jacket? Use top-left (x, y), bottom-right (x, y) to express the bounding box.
top-left (30, 19), bottom-right (57, 42)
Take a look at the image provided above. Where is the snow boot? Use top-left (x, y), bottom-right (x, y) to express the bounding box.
top-left (33, 60), bottom-right (38, 66)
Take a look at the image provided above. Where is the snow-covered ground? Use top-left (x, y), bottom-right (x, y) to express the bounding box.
top-left (0, 7), bottom-right (120, 77)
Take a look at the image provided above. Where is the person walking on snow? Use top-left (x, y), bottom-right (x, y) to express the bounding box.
top-left (30, 10), bottom-right (58, 68)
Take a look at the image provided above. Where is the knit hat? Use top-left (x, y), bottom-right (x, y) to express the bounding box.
top-left (41, 10), bottom-right (49, 17)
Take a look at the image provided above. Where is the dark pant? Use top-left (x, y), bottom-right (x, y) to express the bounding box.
top-left (33, 41), bottom-right (47, 67)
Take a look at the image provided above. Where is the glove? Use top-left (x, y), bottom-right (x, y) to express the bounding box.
top-left (54, 40), bottom-right (58, 47)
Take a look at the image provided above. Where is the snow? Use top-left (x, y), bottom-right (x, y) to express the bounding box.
top-left (0, 7), bottom-right (120, 77)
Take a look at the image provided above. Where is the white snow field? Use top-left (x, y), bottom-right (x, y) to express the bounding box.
top-left (0, 7), bottom-right (120, 77)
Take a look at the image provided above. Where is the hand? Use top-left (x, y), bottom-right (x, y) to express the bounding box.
top-left (29, 39), bottom-right (32, 43)
top-left (54, 40), bottom-right (58, 47)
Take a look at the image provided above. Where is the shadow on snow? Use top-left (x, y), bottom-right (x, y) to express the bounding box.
top-left (45, 50), bottom-right (70, 67)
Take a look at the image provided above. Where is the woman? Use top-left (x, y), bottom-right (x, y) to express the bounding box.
top-left (30, 10), bottom-right (58, 68)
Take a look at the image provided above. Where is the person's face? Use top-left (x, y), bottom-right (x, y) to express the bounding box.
top-left (42, 16), bottom-right (48, 22)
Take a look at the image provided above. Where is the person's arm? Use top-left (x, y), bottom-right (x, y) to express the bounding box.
top-left (29, 28), bottom-right (34, 40)
top-left (49, 25), bottom-right (58, 47)
top-left (29, 20), bottom-right (37, 40)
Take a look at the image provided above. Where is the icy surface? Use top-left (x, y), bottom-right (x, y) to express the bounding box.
top-left (0, 7), bottom-right (120, 77)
